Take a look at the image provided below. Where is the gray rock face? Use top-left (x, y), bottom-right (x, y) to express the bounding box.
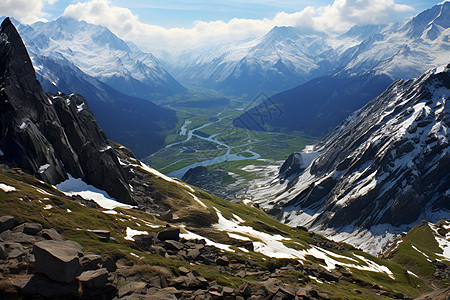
top-left (33, 240), bottom-right (84, 283)
top-left (274, 65), bottom-right (450, 234)
top-left (0, 18), bottom-right (134, 205)
top-left (279, 152), bottom-right (304, 180)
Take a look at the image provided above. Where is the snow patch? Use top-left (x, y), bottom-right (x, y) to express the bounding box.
top-left (77, 103), bottom-right (85, 112)
top-left (38, 164), bottom-right (50, 174)
top-left (189, 192), bottom-right (206, 208)
top-left (0, 183), bottom-right (16, 192)
top-left (19, 121), bottom-right (29, 130)
top-left (124, 227), bottom-right (148, 241)
top-left (55, 175), bottom-right (134, 210)
top-left (180, 229), bottom-right (233, 252)
top-left (228, 233), bottom-right (251, 241)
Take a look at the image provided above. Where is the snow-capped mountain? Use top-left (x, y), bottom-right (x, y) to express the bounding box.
top-left (19, 17), bottom-right (185, 99)
top-left (167, 26), bottom-right (336, 97)
top-left (246, 64), bottom-right (450, 255)
top-left (338, 1), bottom-right (450, 79)
top-left (234, 2), bottom-right (450, 136)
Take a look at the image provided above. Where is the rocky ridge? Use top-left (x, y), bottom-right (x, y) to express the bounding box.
top-left (247, 64), bottom-right (450, 255)
top-left (0, 17), bottom-right (135, 205)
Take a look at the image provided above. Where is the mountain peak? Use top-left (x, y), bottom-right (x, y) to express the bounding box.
top-left (403, 1), bottom-right (450, 38)
top-left (264, 26), bottom-right (300, 41)
top-left (0, 16), bottom-right (46, 104)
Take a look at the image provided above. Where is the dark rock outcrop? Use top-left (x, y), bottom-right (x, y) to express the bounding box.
top-left (0, 216), bottom-right (15, 233)
top-left (181, 166), bottom-right (207, 182)
top-left (0, 18), bottom-right (134, 204)
top-left (279, 152), bottom-right (303, 180)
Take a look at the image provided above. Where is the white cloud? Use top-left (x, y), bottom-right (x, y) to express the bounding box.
top-left (315, 0), bottom-right (414, 31)
top-left (63, 0), bottom-right (414, 51)
top-left (0, 0), bottom-right (57, 23)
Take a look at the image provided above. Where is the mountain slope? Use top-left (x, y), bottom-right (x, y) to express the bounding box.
top-left (384, 220), bottom-right (450, 281)
top-left (24, 17), bottom-right (185, 98)
top-left (246, 64), bottom-right (450, 255)
top-left (0, 17), bottom-right (135, 204)
top-left (233, 71), bottom-right (392, 136)
top-left (31, 54), bottom-right (177, 158)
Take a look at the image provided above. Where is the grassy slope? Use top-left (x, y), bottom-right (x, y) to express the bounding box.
top-left (388, 220), bottom-right (450, 288)
top-left (0, 168), bottom-right (436, 297)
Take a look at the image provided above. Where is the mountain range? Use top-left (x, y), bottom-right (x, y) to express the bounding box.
top-left (234, 1), bottom-right (450, 136)
top-left (164, 26), bottom-right (336, 98)
top-left (3, 17), bottom-right (449, 299)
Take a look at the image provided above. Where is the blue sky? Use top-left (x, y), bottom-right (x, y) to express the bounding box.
top-left (43, 0), bottom-right (443, 28)
top-left (0, 0), bottom-right (446, 49)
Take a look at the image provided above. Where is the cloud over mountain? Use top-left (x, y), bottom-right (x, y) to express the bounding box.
top-left (62, 0), bottom-right (414, 50)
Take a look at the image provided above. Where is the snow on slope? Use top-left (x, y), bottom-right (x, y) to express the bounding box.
top-left (246, 65), bottom-right (450, 255)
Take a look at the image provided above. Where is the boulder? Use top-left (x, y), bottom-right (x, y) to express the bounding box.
top-left (19, 274), bottom-right (79, 298)
top-left (92, 229), bottom-right (110, 242)
top-left (215, 256), bottom-right (230, 266)
top-left (165, 240), bottom-right (184, 251)
top-left (22, 223), bottom-right (43, 235)
top-left (33, 240), bottom-right (84, 283)
top-left (0, 242), bottom-right (6, 259)
top-left (118, 281), bottom-right (147, 298)
top-left (81, 254), bottom-right (102, 271)
top-left (41, 228), bottom-right (63, 241)
top-left (78, 268), bottom-right (109, 289)
top-left (157, 228), bottom-right (180, 241)
top-left (5, 242), bottom-right (26, 260)
top-left (0, 231), bottom-right (36, 244)
top-left (102, 256), bottom-right (117, 272)
top-left (177, 267), bottom-right (189, 275)
top-left (0, 216), bottom-right (15, 233)
top-left (187, 248), bottom-right (200, 260)
top-left (133, 233), bottom-right (155, 249)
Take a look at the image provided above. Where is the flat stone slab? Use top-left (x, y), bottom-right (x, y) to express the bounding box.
top-left (33, 240), bottom-right (84, 283)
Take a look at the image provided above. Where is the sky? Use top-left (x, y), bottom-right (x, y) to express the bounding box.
top-left (0, 0), bottom-right (446, 50)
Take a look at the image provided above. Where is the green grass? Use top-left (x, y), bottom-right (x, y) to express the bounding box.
top-left (0, 168), bottom-right (437, 297)
top-left (388, 221), bottom-right (447, 280)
